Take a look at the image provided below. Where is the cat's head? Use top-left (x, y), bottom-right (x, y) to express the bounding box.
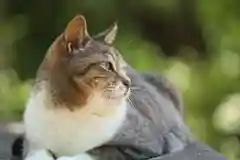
top-left (37, 15), bottom-right (131, 108)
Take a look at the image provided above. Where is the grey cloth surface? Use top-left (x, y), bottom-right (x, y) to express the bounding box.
top-left (149, 142), bottom-right (227, 160)
top-left (0, 124), bottom-right (19, 160)
top-left (86, 141), bottom-right (226, 160)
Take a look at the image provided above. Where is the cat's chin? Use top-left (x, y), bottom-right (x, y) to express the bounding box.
top-left (100, 88), bottom-right (130, 102)
top-left (101, 96), bottom-right (127, 105)
top-left (108, 91), bottom-right (130, 101)
top-left (86, 91), bottom-right (128, 107)
top-left (102, 93), bottom-right (129, 104)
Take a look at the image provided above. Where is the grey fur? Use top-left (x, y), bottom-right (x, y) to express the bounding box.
top-left (87, 67), bottom-right (192, 160)
top-left (86, 68), bottom-right (226, 160)
top-left (140, 72), bottom-right (183, 116)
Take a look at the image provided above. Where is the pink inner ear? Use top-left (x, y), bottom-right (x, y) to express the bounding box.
top-left (64, 15), bottom-right (89, 50)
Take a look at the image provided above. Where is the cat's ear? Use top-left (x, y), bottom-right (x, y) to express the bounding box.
top-left (64, 15), bottom-right (89, 52)
top-left (93, 22), bottom-right (118, 45)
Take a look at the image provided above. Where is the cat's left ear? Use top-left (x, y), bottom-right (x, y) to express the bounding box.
top-left (64, 15), bottom-right (90, 52)
top-left (93, 22), bottom-right (118, 45)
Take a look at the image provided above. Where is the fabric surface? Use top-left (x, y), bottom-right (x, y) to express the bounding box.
top-left (0, 123), bottom-right (20, 160)
top-left (149, 142), bottom-right (226, 160)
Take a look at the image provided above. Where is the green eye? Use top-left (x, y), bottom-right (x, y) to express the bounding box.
top-left (100, 62), bottom-right (114, 71)
top-left (106, 62), bottom-right (115, 71)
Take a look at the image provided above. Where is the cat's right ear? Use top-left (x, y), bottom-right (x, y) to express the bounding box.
top-left (93, 22), bottom-right (118, 45)
top-left (64, 15), bottom-right (90, 52)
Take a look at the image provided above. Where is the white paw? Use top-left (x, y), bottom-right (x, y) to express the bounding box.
top-left (57, 153), bottom-right (94, 160)
top-left (25, 150), bottom-right (54, 160)
top-left (57, 157), bottom-right (73, 160)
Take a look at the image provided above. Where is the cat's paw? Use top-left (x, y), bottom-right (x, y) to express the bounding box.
top-left (57, 153), bottom-right (94, 160)
top-left (56, 157), bottom-right (73, 160)
top-left (25, 150), bottom-right (54, 160)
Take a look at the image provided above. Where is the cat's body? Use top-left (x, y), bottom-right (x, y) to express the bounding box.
top-left (24, 71), bottom-right (189, 160)
top-left (12, 70), bottom-right (187, 160)
top-left (23, 15), bottom-right (131, 160)
top-left (22, 15), bottom-right (190, 160)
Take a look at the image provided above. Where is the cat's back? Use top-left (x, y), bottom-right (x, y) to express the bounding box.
top-left (127, 68), bottom-right (183, 125)
top-left (112, 68), bottom-right (191, 156)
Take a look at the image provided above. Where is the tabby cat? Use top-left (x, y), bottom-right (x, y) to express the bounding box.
top-left (23, 15), bottom-right (190, 160)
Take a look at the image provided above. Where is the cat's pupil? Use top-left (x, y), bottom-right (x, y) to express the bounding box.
top-left (106, 62), bottom-right (114, 71)
top-left (101, 62), bottom-right (114, 72)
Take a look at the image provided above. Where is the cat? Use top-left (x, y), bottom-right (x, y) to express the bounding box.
top-left (23, 15), bottom-right (132, 160)
top-left (11, 15), bottom-right (227, 160)
top-left (22, 15), bottom-right (193, 160)
top-left (11, 73), bottom-right (186, 160)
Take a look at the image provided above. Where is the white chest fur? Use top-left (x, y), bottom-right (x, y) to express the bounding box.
top-left (24, 85), bottom-right (127, 156)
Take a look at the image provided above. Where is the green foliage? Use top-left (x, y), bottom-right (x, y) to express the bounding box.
top-left (0, 69), bottom-right (31, 120)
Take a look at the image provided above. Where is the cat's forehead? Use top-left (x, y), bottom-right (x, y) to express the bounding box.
top-left (80, 39), bottom-right (118, 57)
top-left (68, 39), bottom-right (120, 68)
top-left (87, 40), bottom-right (113, 53)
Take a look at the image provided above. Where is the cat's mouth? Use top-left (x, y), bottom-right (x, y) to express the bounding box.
top-left (103, 82), bottom-right (130, 100)
top-left (111, 88), bottom-right (130, 99)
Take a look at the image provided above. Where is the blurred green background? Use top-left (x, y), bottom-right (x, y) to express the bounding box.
top-left (0, 0), bottom-right (240, 159)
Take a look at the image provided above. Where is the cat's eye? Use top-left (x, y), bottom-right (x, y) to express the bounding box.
top-left (100, 62), bottom-right (114, 72)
